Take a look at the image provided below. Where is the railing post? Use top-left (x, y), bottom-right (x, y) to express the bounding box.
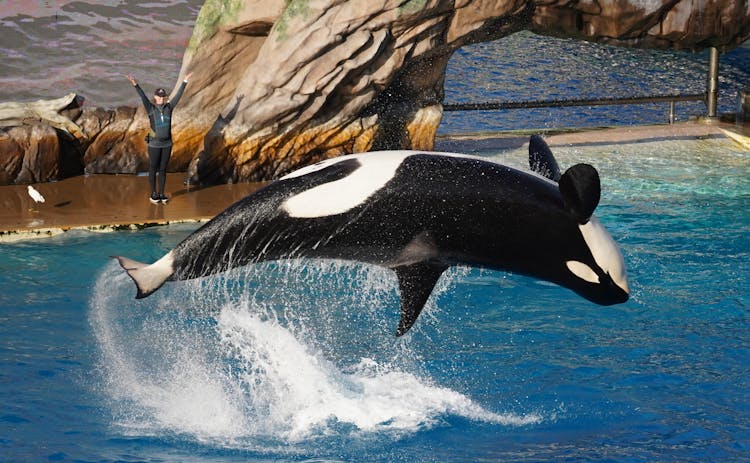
top-left (669, 100), bottom-right (676, 124)
top-left (706, 47), bottom-right (720, 118)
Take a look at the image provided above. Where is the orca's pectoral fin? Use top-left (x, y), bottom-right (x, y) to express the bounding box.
top-left (529, 134), bottom-right (561, 182)
top-left (394, 262), bottom-right (448, 337)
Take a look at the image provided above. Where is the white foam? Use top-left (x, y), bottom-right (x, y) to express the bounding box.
top-left (89, 260), bottom-right (541, 448)
top-left (89, 265), bottom-right (248, 442)
top-left (217, 306), bottom-right (540, 441)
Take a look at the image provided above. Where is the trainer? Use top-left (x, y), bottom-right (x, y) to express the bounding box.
top-left (126, 72), bottom-right (192, 204)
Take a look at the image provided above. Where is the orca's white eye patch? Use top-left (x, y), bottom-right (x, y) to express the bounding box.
top-left (566, 260), bottom-right (599, 284)
top-left (579, 216), bottom-right (629, 293)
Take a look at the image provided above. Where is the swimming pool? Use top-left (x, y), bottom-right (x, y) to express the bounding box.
top-left (1, 135), bottom-right (748, 462)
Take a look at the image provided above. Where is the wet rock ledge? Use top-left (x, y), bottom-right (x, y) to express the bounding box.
top-left (1, 0), bottom-right (749, 186)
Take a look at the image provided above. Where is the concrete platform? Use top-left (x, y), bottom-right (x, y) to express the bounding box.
top-left (0, 174), bottom-right (263, 241)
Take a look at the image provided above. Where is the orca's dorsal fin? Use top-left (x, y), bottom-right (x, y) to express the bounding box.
top-left (559, 163), bottom-right (600, 224)
top-left (394, 262), bottom-right (448, 336)
top-left (529, 134), bottom-right (561, 182)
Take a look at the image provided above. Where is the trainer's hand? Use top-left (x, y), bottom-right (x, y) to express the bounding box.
top-left (126, 74), bottom-right (137, 86)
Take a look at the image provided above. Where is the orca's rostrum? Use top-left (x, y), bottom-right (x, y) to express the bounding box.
top-left (115, 135), bottom-right (629, 336)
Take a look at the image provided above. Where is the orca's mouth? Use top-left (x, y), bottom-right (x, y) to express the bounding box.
top-left (573, 271), bottom-right (629, 306)
top-left (592, 274), bottom-right (630, 305)
top-left (604, 285), bottom-right (630, 305)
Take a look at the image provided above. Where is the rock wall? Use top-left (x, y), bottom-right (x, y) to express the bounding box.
top-left (0, 94), bottom-right (84, 185)
top-left (183, 0), bottom-right (750, 185)
top-left (0, 124), bottom-right (62, 185)
top-left (184, 0), bottom-right (532, 184)
top-left (1, 0), bottom-right (749, 185)
top-left (532, 0), bottom-right (750, 50)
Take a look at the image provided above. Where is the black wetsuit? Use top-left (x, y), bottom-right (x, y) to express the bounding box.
top-left (133, 81), bottom-right (186, 198)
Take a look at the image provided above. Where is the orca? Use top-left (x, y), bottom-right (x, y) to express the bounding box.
top-left (115, 136), bottom-right (629, 336)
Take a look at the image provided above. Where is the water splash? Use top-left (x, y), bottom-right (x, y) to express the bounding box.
top-left (89, 259), bottom-right (540, 448)
top-left (89, 265), bottom-right (249, 442)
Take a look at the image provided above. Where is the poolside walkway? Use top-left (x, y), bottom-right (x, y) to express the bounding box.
top-left (0, 174), bottom-right (263, 240)
top-left (1, 121), bottom-right (747, 241)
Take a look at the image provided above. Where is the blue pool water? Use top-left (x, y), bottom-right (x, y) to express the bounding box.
top-left (2, 137), bottom-right (748, 462)
top-left (440, 31), bottom-right (750, 133)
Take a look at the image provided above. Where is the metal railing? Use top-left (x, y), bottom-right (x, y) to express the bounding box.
top-left (443, 93), bottom-right (707, 124)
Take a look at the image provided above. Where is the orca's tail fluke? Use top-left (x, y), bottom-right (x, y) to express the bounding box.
top-left (113, 252), bottom-right (175, 299)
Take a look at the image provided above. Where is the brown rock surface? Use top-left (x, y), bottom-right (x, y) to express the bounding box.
top-left (0, 124), bottom-right (62, 184)
top-left (532, 0), bottom-right (750, 50)
top-left (0, 94), bottom-right (85, 184)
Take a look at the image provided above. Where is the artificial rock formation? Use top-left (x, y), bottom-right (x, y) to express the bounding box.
top-left (0, 124), bottom-right (62, 185)
top-left (0, 98), bottom-right (197, 184)
top-left (182, 0), bottom-right (750, 185)
top-left (0, 94), bottom-right (85, 184)
top-left (1, 0), bottom-right (749, 185)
